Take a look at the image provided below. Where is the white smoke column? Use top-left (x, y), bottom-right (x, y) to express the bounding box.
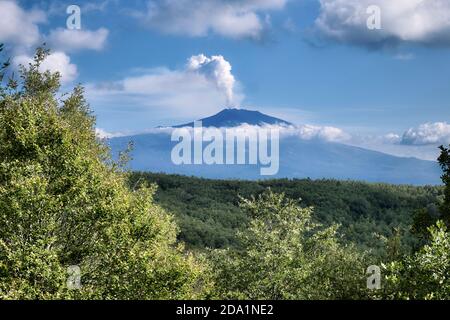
top-left (188, 54), bottom-right (236, 107)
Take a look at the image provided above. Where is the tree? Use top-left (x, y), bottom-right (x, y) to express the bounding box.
top-left (438, 145), bottom-right (450, 226)
top-left (0, 46), bottom-right (210, 299)
top-left (210, 191), bottom-right (370, 300)
top-left (409, 146), bottom-right (450, 244)
top-left (378, 146), bottom-right (450, 300)
top-left (380, 221), bottom-right (450, 300)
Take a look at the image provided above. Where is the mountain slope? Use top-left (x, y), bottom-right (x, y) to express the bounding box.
top-left (108, 133), bottom-right (441, 185)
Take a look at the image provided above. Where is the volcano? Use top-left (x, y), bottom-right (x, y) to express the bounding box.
top-left (173, 108), bottom-right (293, 128)
top-left (108, 109), bottom-right (442, 185)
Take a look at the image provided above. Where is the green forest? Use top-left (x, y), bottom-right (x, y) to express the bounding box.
top-left (129, 172), bottom-right (443, 256)
top-left (1, 47), bottom-right (450, 300)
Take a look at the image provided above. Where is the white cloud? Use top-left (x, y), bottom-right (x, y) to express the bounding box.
top-left (138, 0), bottom-right (288, 39)
top-left (104, 123), bottom-right (350, 145)
top-left (293, 124), bottom-right (350, 142)
top-left (199, 124), bottom-right (349, 143)
top-left (213, 124), bottom-right (350, 143)
top-left (341, 126), bottom-right (448, 160)
top-left (383, 133), bottom-right (402, 144)
top-left (315, 0), bottom-right (450, 48)
top-left (13, 51), bottom-right (78, 84)
top-left (0, 0), bottom-right (46, 52)
top-left (95, 128), bottom-right (127, 139)
top-left (401, 122), bottom-right (450, 145)
top-left (176, 123), bottom-right (349, 143)
top-left (0, 1), bottom-right (111, 86)
top-left (47, 28), bottom-right (109, 52)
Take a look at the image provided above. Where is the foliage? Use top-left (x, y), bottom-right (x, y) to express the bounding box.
top-left (438, 145), bottom-right (450, 225)
top-left (379, 221), bottom-right (450, 300)
top-left (0, 46), bottom-right (210, 299)
top-left (410, 145), bottom-right (450, 243)
top-left (377, 146), bottom-right (450, 299)
top-left (130, 172), bottom-right (442, 257)
top-left (209, 191), bottom-right (370, 299)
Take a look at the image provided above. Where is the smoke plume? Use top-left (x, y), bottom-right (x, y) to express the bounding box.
top-left (188, 54), bottom-right (237, 107)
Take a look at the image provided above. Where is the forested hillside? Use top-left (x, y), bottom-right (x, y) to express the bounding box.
top-left (129, 173), bottom-right (443, 256)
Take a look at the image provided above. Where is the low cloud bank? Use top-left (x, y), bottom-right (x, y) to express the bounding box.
top-left (401, 122), bottom-right (450, 146)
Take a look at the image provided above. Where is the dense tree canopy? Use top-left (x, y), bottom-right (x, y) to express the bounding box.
top-left (0, 47), bottom-right (209, 299)
top-left (210, 191), bottom-right (370, 299)
top-left (438, 145), bottom-right (450, 226)
top-left (379, 221), bottom-right (450, 299)
top-left (131, 172), bottom-right (442, 257)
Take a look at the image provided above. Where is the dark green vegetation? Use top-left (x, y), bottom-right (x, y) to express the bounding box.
top-left (1, 46), bottom-right (449, 299)
top-left (129, 172), bottom-right (443, 256)
top-left (0, 47), bottom-right (209, 299)
top-left (209, 191), bottom-right (371, 299)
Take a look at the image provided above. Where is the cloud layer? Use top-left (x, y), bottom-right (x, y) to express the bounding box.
top-left (47, 28), bottom-right (109, 52)
top-left (138, 0), bottom-right (288, 39)
top-left (401, 122), bottom-right (450, 145)
top-left (96, 123), bottom-right (350, 144)
top-left (315, 0), bottom-right (450, 48)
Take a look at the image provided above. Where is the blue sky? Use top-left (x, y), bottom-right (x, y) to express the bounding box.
top-left (2, 0), bottom-right (450, 160)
